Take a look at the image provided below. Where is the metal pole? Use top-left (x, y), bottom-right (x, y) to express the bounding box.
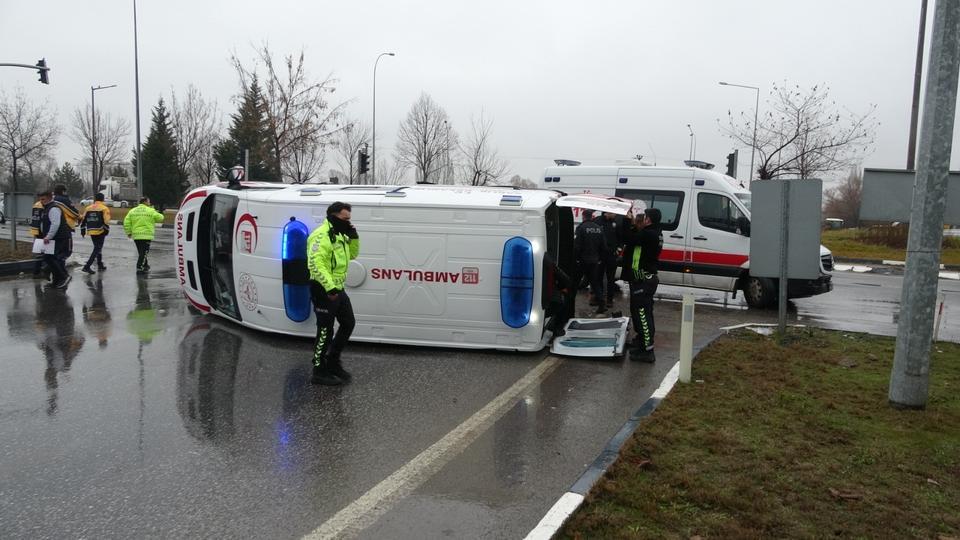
top-left (890, 0), bottom-right (960, 409)
top-left (90, 84), bottom-right (116, 194)
top-left (751, 87), bottom-right (759, 184)
top-left (719, 82), bottom-right (760, 183)
top-left (244, 149), bottom-right (249, 181)
top-left (91, 87), bottom-right (97, 194)
top-left (686, 124), bottom-right (694, 160)
top-left (371, 52), bottom-right (395, 185)
top-left (908, 0), bottom-right (929, 170)
top-left (133, 0), bottom-right (143, 197)
top-left (777, 181), bottom-right (790, 341)
top-left (679, 293), bottom-right (695, 383)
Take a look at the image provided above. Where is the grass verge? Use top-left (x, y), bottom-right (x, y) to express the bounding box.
top-left (81, 206), bottom-right (177, 226)
top-left (561, 328), bottom-right (960, 539)
top-left (822, 229), bottom-right (960, 265)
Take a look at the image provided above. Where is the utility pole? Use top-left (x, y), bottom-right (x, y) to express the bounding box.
top-left (133, 0), bottom-right (144, 197)
top-left (907, 0), bottom-right (929, 170)
top-left (889, 0), bottom-right (960, 409)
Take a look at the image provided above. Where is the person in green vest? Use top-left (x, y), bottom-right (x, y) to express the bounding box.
top-left (306, 201), bottom-right (360, 386)
top-left (123, 197), bottom-right (165, 275)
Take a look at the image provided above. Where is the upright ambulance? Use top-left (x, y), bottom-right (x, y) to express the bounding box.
top-left (175, 183), bottom-right (632, 353)
top-left (541, 164), bottom-right (834, 307)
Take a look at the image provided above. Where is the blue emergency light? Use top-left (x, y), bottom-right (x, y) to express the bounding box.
top-left (500, 236), bottom-right (534, 328)
top-left (281, 217), bottom-right (312, 322)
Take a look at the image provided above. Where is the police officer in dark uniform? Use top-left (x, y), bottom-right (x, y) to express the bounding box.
top-left (575, 209), bottom-right (608, 314)
top-left (597, 212), bottom-right (622, 305)
top-left (622, 207), bottom-right (663, 361)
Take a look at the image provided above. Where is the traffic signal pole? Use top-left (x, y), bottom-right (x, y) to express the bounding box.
top-left (0, 60), bottom-right (50, 83)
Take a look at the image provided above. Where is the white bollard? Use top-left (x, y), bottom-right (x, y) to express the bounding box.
top-left (679, 293), bottom-right (695, 383)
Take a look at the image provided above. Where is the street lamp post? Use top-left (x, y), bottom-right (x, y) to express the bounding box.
top-left (371, 52), bottom-right (395, 184)
top-left (133, 0), bottom-right (143, 196)
top-left (719, 81), bottom-right (760, 182)
top-left (91, 84), bottom-right (117, 194)
top-left (686, 124), bottom-right (696, 160)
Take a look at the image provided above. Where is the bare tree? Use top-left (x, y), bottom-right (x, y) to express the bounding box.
top-left (396, 93), bottom-right (453, 183)
top-left (284, 126), bottom-right (327, 183)
top-left (193, 134), bottom-right (221, 186)
top-left (507, 174), bottom-right (537, 189)
top-left (721, 82), bottom-right (877, 180)
top-left (71, 106), bottom-right (129, 194)
top-left (376, 156), bottom-right (407, 185)
top-left (459, 112), bottom-right (508, 186)
top-left (231, 44), bottom-right (350, 183)
top-left (0, 88), bottom-right (60, 193)
top-left (170, 84), bottom-right (221, 188)
top-left (823, 168), bottom-right (862, 227)
top-left (335, 119), bottom-right (370, 184)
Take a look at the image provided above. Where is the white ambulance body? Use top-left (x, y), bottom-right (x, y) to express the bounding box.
top-left (541, 164), bottom-right (834, 307)
top-left (175, 183), bottom-right (631, 352)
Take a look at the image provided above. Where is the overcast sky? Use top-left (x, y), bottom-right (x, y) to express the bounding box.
top-left (1, 0), bottom-right (953, 186)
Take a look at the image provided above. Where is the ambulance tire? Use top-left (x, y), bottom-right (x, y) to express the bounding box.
top-left (744, 276), bottom-right (776, 309)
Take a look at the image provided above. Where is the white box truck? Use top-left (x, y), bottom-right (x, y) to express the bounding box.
top-left (541, 164), bottom-right (834, 307)
top-left (175, 183), bottom-right (633, 353)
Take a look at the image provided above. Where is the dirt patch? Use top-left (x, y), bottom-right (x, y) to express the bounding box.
top-left (0, 239), bottom-right (37, 263)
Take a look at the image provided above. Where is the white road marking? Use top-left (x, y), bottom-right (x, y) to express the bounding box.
top-left (523, 492), bottom-right (585, 540)
top-left (303, 356), bottom-right (561, 540)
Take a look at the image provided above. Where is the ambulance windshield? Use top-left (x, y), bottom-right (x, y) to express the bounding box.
top-left (735, 193), bottom-right (751, 213)
top-left (197, 194), bottom-right (241, 320)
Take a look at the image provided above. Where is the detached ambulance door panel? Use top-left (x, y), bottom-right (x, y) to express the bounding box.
top-left (384, 235), bottom-right (448, 316)
top-left (613, 188), bottom-right (688, 287)
top-left (688, 191), bottom-right (749, 291)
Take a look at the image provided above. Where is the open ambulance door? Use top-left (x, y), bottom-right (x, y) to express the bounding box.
top-left (550, 195), bottom-right (634, 358)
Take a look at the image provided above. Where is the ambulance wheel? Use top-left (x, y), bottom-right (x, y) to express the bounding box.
top-left (744, 276), bottom-right (775, 309)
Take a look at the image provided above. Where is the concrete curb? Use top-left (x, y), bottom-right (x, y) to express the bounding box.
top-left (525, 331), bottom-right (724, 540)
top-left (834, 256), bottom-right (959, 271)
top-left (0, 259), bottom-right (38, 276)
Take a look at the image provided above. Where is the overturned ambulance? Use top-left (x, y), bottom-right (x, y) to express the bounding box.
top-left (175, 183), bottom-right (632, 353)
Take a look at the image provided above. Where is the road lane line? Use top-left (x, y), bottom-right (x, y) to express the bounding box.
top-left (303, 356), bottom-right (561, 540)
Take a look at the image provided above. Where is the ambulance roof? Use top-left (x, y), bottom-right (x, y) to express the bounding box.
top-left (208, 183), bottom-right (562, 211)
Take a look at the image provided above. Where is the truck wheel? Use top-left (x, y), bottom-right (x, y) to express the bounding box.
top-left (744, 276), bottom-right (775, 309)
top-left (121, 201), bottom-right (129, 208)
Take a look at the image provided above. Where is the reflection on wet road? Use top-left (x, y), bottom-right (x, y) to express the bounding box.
top-left (0, 228), bottom-right (956, 538)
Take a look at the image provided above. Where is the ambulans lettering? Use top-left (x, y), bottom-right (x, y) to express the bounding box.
top-left (176, 213), bottom-right (186, 286)
top-left (370, 268), bottom-right (475, 284)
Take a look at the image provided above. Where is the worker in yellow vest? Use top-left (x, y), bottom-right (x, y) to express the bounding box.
top-left (80, 193), bottom-right (112, 274)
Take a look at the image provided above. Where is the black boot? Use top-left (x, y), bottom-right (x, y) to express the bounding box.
top-left (81, 266), bottom-right (95, 274)
top-left (98, 262), bottom-right (107, 270)
top-left (327, 350), bottom-right (352, 383)
top-left (311, 365), bottom-right (344, 386)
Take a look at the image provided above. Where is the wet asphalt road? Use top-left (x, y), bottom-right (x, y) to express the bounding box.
top-left (0, 226), bottom-right (956, 539)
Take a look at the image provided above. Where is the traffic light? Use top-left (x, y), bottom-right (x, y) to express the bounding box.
top-left (36, 58), bottom-right (49, 84)
top-left (358, 148), bottom-right (369, 175)
top-left (725, 149), bottom-right (738, 178)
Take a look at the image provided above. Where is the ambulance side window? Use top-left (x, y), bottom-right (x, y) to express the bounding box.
top-left (697, 192), bottom-right (746, 234)
top-left (614, 189), bottom-right (684, 231)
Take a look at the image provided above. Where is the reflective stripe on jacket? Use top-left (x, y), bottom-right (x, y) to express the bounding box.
top-left (123, 204), bottom-right (164, 240)
top-left (306, 220), bottom-right (360, 292)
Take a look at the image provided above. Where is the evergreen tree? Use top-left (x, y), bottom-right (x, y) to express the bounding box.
top-left (53, 162), bottom-right (85, 199)
top-left (214, 76), bottom-right (279, 181)
top-left (136, 99), bottom-right (185, 210)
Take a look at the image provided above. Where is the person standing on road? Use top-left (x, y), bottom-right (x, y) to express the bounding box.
top-left (307, 201), bottom-right (359, 386)
top-left (622, 208), bottom-right (663, 361)
top-left (38, 190), bottom-right (73, 289)
top-left (598, 212), bottom-right (622, 305)
top-left (80, 193), bottom-right (111, 274)
top-left (30, 194), bottom-right (48, 279)
top-left (123, 197), bottom-right (164, 275)
top-left (575, 209), bottom-right (608, 314)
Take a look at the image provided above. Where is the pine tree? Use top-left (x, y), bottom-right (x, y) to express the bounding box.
top-left (53, 162), bottom-right (85, 199)
top-left (214, 76), bottom-right (279, 181)
top-left (136, 99), bottom-right (185, 210)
